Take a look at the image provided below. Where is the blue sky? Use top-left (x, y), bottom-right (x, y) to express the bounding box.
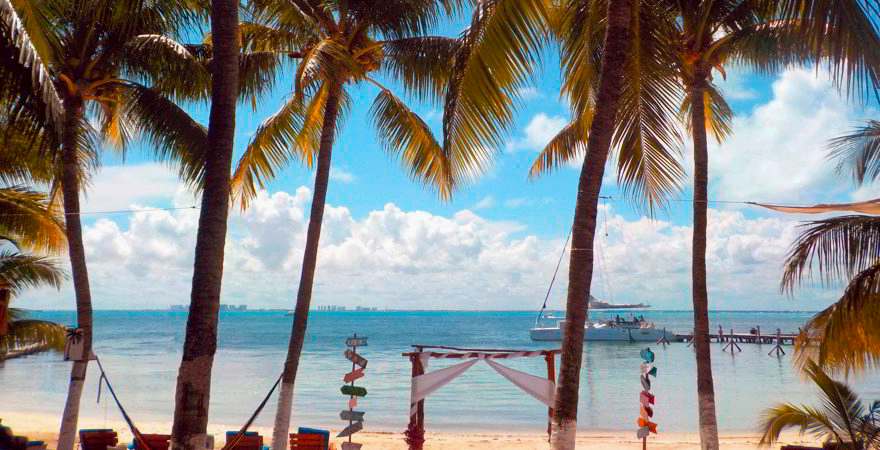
top-left (20, 15), bottom-right (880, 312)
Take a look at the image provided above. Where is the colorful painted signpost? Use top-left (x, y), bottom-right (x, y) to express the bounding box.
top-left (637, 347), bottom-right (658, 449)
top-left (339, 334), bottom-right (367, 450)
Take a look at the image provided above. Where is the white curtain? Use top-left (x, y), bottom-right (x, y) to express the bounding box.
top-left (409, 357), bottom-right (556, 416)
top-left (409, 359), bottom-right (479, 416)
top-left (485, 359), bottom-right (555, 407)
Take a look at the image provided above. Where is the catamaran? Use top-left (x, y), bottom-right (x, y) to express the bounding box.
top-left (528, 216), bottom-right (676, 342)
top-left (530, 312), bottom-right (676, 342)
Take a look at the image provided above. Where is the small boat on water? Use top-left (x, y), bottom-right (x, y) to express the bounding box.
top-left (530, 314), bottom-right (676, 342)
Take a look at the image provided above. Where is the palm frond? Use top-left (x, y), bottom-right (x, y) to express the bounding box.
top-left (382, 36), bottom-right (460, 104)
top-left (794, 262), bottom-right (880, 374)
top-left (442, 0), bottom-right (550, 183)
top-left (122, 82), bottom-right (209, 189)
top-left (123, 34), bottom-right (212, 101)
top-left (829, 120), bottom-right (880, 185)
top-left (231, 88), bottom-right (323, 209)
top-left (680, 82), bottom-right (732, 143)
top-left (613, 1), bottom-right (685, 212)
top-left (0, 250), bottom-right (65, 295)
top-left (1, 318), bottom-right (66, 352)
top-left (529, 113), bottom-right (590, 178)
top-left (0, 186), bottom-right (65, 254)
top-left (0, 0), bottom-right (63, 132)
top-left (370, 86), bottom-right (452, 199)
top-left (759, 360), bottom-right (870, 446)
top-left (781, 215), bottom-right (880, 291)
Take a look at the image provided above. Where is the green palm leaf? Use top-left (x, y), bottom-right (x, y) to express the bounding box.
top-left (781, 215), bottom-right (880, 291)
top-left (0, 186), bottom-right (65, 254)
top-left (370, 85), bottom-right (452, 198)
top-left (830, 120), bottom-right (880, 185)
top-left (441, 0), bottom-right (550, 183)
top-left (0, 250), bottom-right (65, 295)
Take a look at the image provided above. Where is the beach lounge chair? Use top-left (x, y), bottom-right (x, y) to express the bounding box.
top-left (79, 429), bottom-right (118, 450)
top-left (292, 427), bottom-right (329, 450)
top-left (224, 431), bottom-right (264, 450)
top-left (132, 434), bottom-right (171, 450)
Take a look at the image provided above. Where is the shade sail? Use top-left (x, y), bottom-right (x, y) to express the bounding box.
top-left (749, 198), bottom-right (880, 215)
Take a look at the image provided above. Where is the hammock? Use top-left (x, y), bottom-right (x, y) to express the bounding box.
top-left (94, 356), bottom-right (282, 450)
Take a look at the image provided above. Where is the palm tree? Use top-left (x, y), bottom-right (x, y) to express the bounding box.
top-left (229, 1), bottom-right (528, 446)
top-left (0, 185), bottom-right (66, 359)
top-left (759, 360), bottom-right (880, 449)
top-left (0, 249), bottom-right (66, 359)
top-left (170, 0), bottom-right (240, 448)
top-left (0, 2), bottom-right (215, 448)
top-left (532, 2), bottom-right (880, 447)
top-left (779, 120), bottom-right (880, 374)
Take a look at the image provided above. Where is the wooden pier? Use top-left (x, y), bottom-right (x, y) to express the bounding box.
top-left (674, 326), bottom-right (798, 345)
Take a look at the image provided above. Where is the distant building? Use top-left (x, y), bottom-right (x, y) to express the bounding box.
top-left (168, 304), bottom-right (247, 312)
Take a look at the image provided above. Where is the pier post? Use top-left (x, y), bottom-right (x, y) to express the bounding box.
top-left (722, 328), bottom-right (742, 354)
top-left (656, 328), bottom-right (670, 346)
top-left (768, 329), bottom-right (785, 357)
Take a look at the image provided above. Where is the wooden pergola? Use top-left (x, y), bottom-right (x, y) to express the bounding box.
top-left (402, 345), bottom-right (561, 450)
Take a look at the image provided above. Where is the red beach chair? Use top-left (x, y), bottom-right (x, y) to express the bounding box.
top-left (78, 429), bottom-right (118, 450)
top-left (289, 433), bottom-right (325, 450)
top-left (134, 434), bottom-right (171, 450)
top-left (224, 431), bottom-right (263, 450)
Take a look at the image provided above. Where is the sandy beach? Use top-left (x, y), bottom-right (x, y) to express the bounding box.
top-left (3, 412), bottom-right (821, 449)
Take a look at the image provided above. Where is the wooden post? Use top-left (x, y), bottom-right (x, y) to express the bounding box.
top-left (545, 352), bottom-right (556, 442)
top-left (405, 349), bottom-right (426, 450)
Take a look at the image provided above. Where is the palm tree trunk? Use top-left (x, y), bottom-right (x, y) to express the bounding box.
top-left (170, 1), bottom-right (239, 449)
top-left (57, 99), bottom-right (94, 450)
top-left (271, 80), bottom-right (343, 450)
top-left (551, 1), bottom-right (633, 448)
top-left (688, 79), bottom-right (720, 450)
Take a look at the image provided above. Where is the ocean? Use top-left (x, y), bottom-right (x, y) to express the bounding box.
top-left (2, 310), bottom-right (879, 434)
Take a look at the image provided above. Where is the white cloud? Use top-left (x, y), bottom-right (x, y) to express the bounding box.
top-left (472, 195), bottom-right (495, 210)
top-left (710, 68), bottom-right (871, 203)
top-left (517, 87), bottom-right (543, 100)
top-left (715, 68), bottom-right (759, 100)
top-left (330, 168), bottom-right (356, 184)
top-left (18, 188), bottom-right (838, 311)
top-left (508, 113), bottom-right (568, 152)
top-left (81, 163), bottom-right (181, 211)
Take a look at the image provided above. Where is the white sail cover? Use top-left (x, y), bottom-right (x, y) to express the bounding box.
top-left (410, 359), bottom-right (479, 416)
top-left (485, 359), bottom-right (555, 407)
top-left (749, 198), bottom-right (880, 215)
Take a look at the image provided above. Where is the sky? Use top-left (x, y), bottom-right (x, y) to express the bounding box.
top-left (15, 16), bottom-right (880, 312)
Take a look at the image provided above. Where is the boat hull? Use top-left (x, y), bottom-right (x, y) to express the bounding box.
top-left (530, 325), bottom-right (675, 342)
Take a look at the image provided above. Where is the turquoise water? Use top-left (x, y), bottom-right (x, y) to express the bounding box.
top-left (2, 310), bottom-right (879, 433)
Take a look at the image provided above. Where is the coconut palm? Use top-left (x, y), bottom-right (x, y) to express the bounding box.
top-left (0, 249), bottom-right (66, 359)
top-left (169, 0), bottom-right (241, 448)
top-left (229, 1), bottom-right (533, 445)
top-left (0, 2), bottom-right (216, 448)
top-left (780, 119), bottom-right (880, 374)
top-left (531, 2), bottom-right (880, 447)
top-left (759, 360), bottom-right (880, 449)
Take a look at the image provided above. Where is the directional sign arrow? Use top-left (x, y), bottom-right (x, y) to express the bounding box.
top-left (640, 374), bottom-right (651, 391)
top-left (337, 421), bottom-right (364, 438)
top-left (348, 397), bottom-right (357, 409)
top-left (639, 391), bottom-right (655, 406)
top-left (345, 349), bottom-right (368, 369)
top-left (340, 410), bottom-right (365, 422)
top-left (636, 426), bottom-right (650, 439)
top-left (341, 385), bottom-right (368, 397)
top-left (344, 368), bottom-right (365, 383)
top-left (341, 443), bottom-right (362, 450)
top-left (346, 337), bottom-right (368, 347)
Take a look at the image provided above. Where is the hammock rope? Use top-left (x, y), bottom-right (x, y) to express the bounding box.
top-left (220, 374), bottom-right (283, 450)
